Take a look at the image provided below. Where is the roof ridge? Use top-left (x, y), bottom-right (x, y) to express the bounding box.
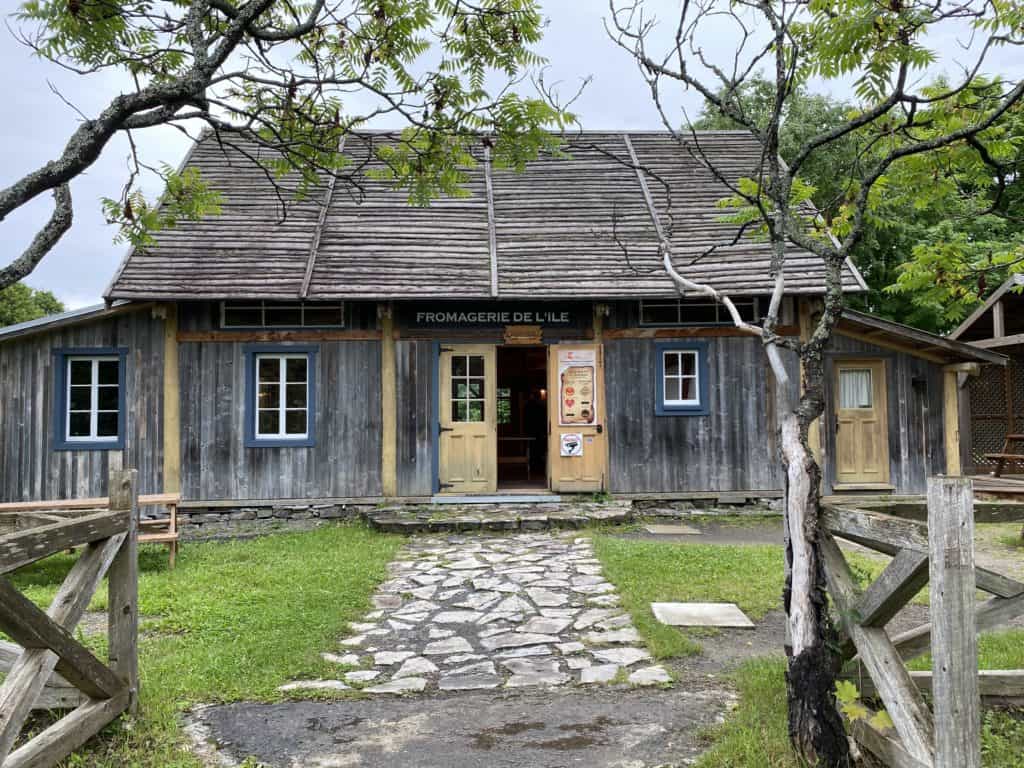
top-left (299, 135), bottom-right (345, 299)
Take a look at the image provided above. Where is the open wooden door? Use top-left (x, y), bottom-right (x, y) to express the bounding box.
top-left (548, 344), bottom-right (607, 493)
top-left (834, 359), bottom-right (891, 489)
top-left (439, 345), bottom-right (497, 494)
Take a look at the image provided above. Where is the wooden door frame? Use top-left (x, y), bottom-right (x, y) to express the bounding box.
top-left (831, 356), bottom-right (894, 491)
top-left (495, 343), bottom-right (551, 492)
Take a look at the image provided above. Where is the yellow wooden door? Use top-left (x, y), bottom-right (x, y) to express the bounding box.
top-left (548, 344), bottom-right (607, 493)
top-left (834, 359), bottom-right (891, 487)
top-left (439, 345), bottom-right (497, 494)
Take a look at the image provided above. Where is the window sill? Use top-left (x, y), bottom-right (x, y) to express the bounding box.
top-left (655, 405), bottom-right (709, 417)
top-left (244, 437), bottom-right (315, 448)
top-left (53, 440), bottom-right (124, 452)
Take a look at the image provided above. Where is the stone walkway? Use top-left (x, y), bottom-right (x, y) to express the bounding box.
top-left (280, 532), bottom-right (669, 695)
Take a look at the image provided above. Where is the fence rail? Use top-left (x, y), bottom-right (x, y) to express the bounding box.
top-left (0, 469), bottom-right (139, 768)
top-left (823, 476), bottom-right (1024, 768)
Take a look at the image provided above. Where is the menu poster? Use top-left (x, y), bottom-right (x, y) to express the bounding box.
top-left (558, 349), bottom-right (597, 426)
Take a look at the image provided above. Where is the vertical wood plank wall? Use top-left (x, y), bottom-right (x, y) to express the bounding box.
top-left (178, 339), bottom-right (382, 500)
top-left (822, 334), bottom-right (946, 495)
top-left (0, 308), bottom-right (165, 501)
top-left (604, 336), bottom-right (795, 493)
top-left (395, 340), bottom-right (435, 497)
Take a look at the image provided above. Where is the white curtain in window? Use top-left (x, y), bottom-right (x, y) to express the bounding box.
top-left (839, 368), bottom-right (873, 409)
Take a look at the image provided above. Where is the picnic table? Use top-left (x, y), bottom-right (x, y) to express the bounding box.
top-left (986, 433), bottom-right (1024, 477)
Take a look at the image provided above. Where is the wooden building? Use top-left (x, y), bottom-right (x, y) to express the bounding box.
top-left (950, 274), bottom-right (1024, 488)
top-left (0, 131), bottom-right (1002, 513)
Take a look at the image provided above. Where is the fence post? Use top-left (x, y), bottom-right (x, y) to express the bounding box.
top-left (927, 475), bottom-right (979, 768)
top-left (107, 468), bottom-right (139, 714)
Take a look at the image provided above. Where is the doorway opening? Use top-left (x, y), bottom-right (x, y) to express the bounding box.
top-left (497, 346), bottom-right (548, 490)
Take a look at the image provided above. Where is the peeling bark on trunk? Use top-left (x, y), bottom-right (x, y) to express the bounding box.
top-left (780, 411), bottom-right (850, 767)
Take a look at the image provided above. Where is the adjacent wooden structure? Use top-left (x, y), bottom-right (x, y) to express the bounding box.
top-left (824, 478), bottom-right (1024, 767)
top-left (0, 469), bottom-right (139, 768)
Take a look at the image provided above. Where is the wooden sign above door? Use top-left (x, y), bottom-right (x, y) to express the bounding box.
top-left (503, 325), bottom-right (543, 345)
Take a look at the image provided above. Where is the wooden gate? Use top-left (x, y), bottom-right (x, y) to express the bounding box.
top-left (821, 478), bottom-right (1024, 768)
top-left (0, 469), bottom-right (139, 768)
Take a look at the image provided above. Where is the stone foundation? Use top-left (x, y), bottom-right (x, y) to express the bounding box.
top-left (177, 496), bottom-right (783, 539)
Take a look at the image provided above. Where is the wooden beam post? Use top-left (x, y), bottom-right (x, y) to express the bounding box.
top-left (162, 303), bottom-right (181, 494)
top-left (380, 303), bottom-right (397, 497)
top-left (107, 468), bottom-right (139, 713)
top-left (992, 299), bottom-right (1005, 338)
top-left (927, 476), bottom-right (980, 768)
top-left (942, 366), bottom-right (962, 476)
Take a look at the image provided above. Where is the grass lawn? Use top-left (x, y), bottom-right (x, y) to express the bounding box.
top-left (592, 533), bottom-right (1024, 768)
top-left (9, 522), bottom-right (402, 767)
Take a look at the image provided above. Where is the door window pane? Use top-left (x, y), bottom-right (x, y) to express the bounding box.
top-left (839, 369), bottom-right (873, 409)
top-left (450, 355), bottom-right (486, 423)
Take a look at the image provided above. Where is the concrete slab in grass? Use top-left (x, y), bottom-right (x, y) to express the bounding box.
top-left (643, 524), bottom-right (702, 536)
top-left (651, 602), bottom-right (755, 629)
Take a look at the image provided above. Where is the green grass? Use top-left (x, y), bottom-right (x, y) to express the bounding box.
top-left (9, 523), bottom-right (402, 767)
top-left (908, 629), bottom-right (1024, 671)
top-left (592, 536), bottom-right (785, 658)
top-left (694, 658), bottom-right (1024, 768)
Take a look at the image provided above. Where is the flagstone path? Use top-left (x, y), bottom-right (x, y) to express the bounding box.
top-left (280, 532), bottom-right (669, 694)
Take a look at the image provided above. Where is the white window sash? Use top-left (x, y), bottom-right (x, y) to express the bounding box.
top-left (65, 356), bottom-right (119, 443)
top-left (662, 350), bottom-right (701, 407)
top-left (254, 354), bottom-right (309, 439)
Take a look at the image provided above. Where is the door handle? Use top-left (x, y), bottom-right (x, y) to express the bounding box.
top-left (596, 424), bottom-right (603, 434)
top-left (439, 426), bottom-right (454, 433)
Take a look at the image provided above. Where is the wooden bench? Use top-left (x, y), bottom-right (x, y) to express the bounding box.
top-left (0, 492), bottom-right (181, 568)
top-left (985, 433), bottom-right (1024, 477)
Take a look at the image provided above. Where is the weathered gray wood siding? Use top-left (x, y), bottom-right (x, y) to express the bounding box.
top-left (395, 340), bottom-right (435, 496)
top-left (179, 339), bottom-right (382, 500)
top-left (822, 334), bottom-right (945, 495)
top-left (605, 337), bottom-right (792, 493)
top-left (0, 308), bottom-right (164, 501)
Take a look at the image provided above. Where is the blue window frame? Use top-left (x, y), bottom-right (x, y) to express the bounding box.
top-left (52, 348), bottom-right (128, 450)
top-left (243, 345), bottom-right (318, 447)
top-left (655, 341), bottom-right (710, 416)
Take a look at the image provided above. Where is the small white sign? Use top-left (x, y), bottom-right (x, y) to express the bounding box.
top-left (560, 433), bottom-right (583, 457)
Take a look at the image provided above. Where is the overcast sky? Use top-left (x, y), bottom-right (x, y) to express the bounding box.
top-left (2, 0), bottom-right (1021, 308)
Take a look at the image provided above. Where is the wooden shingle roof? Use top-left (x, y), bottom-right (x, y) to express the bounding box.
top-left (106, 130), bottom-right (866, 301)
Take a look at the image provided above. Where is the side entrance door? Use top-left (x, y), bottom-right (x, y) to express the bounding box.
top-left (548, 344), bottom-right (607, 493)
top-left (439, 345), bottom-right (497, 494)
top-left (834, 359), bottom-right (891, 488)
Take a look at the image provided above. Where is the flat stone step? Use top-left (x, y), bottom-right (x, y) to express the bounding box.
top-left (651, 602), bottom-right (755, 629)
top-left (363, 505), bottom-right (634, 534)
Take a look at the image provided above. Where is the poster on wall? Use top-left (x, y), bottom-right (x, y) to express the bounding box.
top-left (560, 433), bottom-right (583, 457)
top-left (558, 349), bottom-right (596, 426)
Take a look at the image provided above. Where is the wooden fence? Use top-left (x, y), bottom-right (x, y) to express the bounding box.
top-left (0, 469), bottom-right (139, 768)
top-left (823, 476), bottom-right (1024, 768)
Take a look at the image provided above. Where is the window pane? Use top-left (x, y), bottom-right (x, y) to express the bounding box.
top-left (286, 383), bottom-right (307, 408)
top-left (467, 379), bottom-right (483, 398)
top-left (223, 307), bottom-right (262, 327)
top-left (641, 302), bottom-right (680, 325)
top-left (469, 356), bottom-right (484, 377)
top-left (258, 410), bottom-right (280, 434)
top-left (258, 383), bottom-right (279, 409)
top-left (97, 386), bottom-right (119, 411)
top-left (680, 377), bottom-right (696, 401)
top-left (453, 381), bottom-right (468, 399)
top-left (265, 306), bottom-right (303, 327)
top-left (69, 386), bottom-right (91, 411)
top-left (97, 412), bottom-right (118, 437)
top-left (451, 356), bottom-right (467, 377)
top-left (679, 353), bottom-right (696, 376)
top-left (664, 377), bottom-right (681, 402)
top-left (258, 358), bottom-right (279, 383)
top-left (664, 352), bottom-right (679, 376)
top-left (285, 357), bottom-right (307, 382)
top-left (97, 360), bottom-right (119, 385)
top-left (452, 400), bottom-right (468, 422)
top-left (303, 305), bottom-right (343, 326)
top-left (68, 412), bottom-right (90, 437)
top-left (69, 360), bottom-right (92, 385)
top-left (285, 410), bottom-right (307, 435)
top-left (839, 369), bottom-right (873, 409)
top-left (468, 400), bottom-right (485, 422)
